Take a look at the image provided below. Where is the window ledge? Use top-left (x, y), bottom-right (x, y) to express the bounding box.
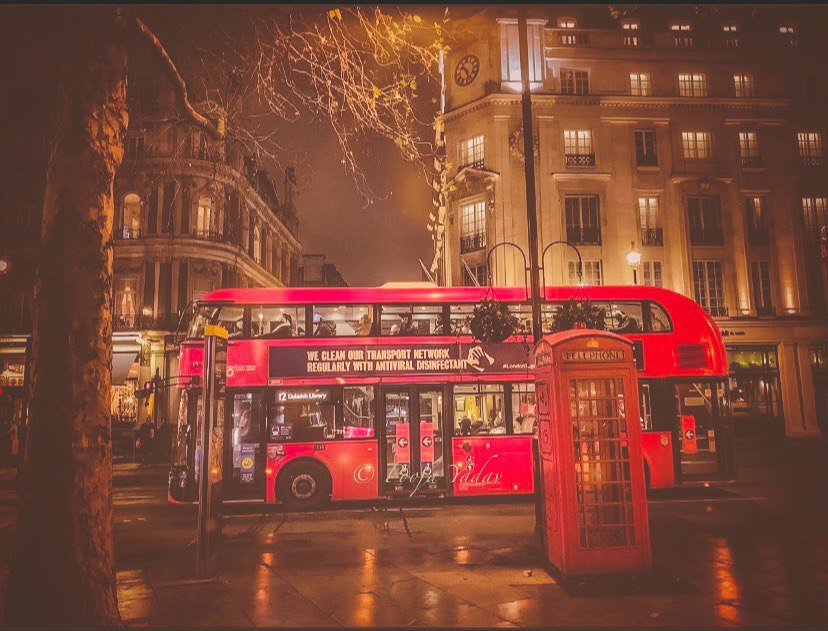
top-left (636, 166), bottom-right (661, 172)
top-left (740, 167), bottom-right (766, 172)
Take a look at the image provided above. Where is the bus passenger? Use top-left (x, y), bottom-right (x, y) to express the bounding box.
top-left (614, 310), bottom-right (640, 333)
top-left (354, 313), bottom-right (373, 336)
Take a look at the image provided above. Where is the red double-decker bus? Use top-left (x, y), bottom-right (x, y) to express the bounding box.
top-left (168, 285), bottom-right (734, 508)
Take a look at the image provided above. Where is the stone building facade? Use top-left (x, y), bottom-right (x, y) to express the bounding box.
top-left (432, 6), bottom-right (828, 437)
top-left (0, 84), bottom-right (302, 429)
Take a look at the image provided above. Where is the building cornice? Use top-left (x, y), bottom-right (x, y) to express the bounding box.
top-left (443, 92), bottom-right (792, 124)
top-left (551, 172), bottom-right (613, 182)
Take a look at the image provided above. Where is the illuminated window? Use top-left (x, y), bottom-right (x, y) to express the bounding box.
top-left (499, 19), bottom-right (544, 88)
top-left (638, 197), bottom-right (662, 245)
top-left (671, 21), bottom-right (692, 31)
top-left (114, 277), bottom-right (137, 319)
top-left (635, 129), bottom-right (658, 166)
top-left (121, 193), bottom-right (142, 239)
top-left (622, 19), bottom-right (640, 30)
top-left (253, 224), bottom-right (261, 263)
top-left (678, 73), bottom-right (708, 97)
top-left (643, 261), bottom-right (663, 288)
top-left (745, 196), bottom-right (769, 245)
top-left (453, 384), bottom-right (505, 436)
top-left (798, 132), bottom-right (824, 165)
top-left (251, 305), bottom-right (307, 338)
top-left (693, 260), bottom-right (726, 316)
top-left (722, 23), bottom-right (738, 32)
top-left (564, 130), bottom-right (594, 166)
top-left (681, 131), bottom-right (712, 159)
top-left (569, 260), bottom-right (602, 285)
top-left (312, 305), bottom-right (373, 337)
top-left (630, 72), bottom-right (651, 96)
top-left (196, 196), bottom-right (213, 237)
top-left (739, 132), bottom-right (761, 166)
top-left (733, 73), bottom-right (755, 97)
top-left (801, 197), bottom-right (828, 243)
top-left (460, 200), bottom-right (486, 253)
top-left (561, 68), bottom-right (590, 95)
top-left (750, 261), bottom-right (773, 313)
top-left (459, 135), bottom-right (485, 168)
top-left (558, 17), bottom-right (576, 28)
top-left (779, 25), bottom-right (795, 34)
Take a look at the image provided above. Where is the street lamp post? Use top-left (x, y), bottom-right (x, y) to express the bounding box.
top-left (626, 241), bottom-right (642, 285)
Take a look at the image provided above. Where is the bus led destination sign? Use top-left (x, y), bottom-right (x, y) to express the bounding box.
top-left (560, 348), bottom-right (625, 363)
top-left (268, 342), bottom-right (532, 379)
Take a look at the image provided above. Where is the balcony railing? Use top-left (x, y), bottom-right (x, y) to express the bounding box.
top-left (740, 155), bottom-right (763, 168)
top-left (690, 227), bottom-right (724, 246)
top-left (566, 226), bottom-right (601, 245)
top-left (641, 228), bottom-right (663, 246)
top-left (674, 36), bottom-right (694, 47)
top-left (117, 227), bottom-right (141, 240)
top-left (113, 313), bottom-right (181, 332)
top-left (755, 306), bottom-right (776, 317)
top-left (460, 232), bottom-right (486, 254)
top-left (459, 159), bottom-right (485, 170)
top-left (190, 229), bottom-right (224, 242)
top-left (707, 305), bottom-right (728, 317)
top-left (623, 34), bottom-right (652, 47)
top-left (636, 154), bottom-right (658, 167)
top-left (800, 155), bottom-right (824, 167)
top-left (559, 32), bottom-right (589, 46)
top-left (565, 153), bottom-right (595, 167)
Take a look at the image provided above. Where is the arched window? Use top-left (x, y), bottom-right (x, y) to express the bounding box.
top-left (253, 224), bottom-right (261, 263)
top-left (122, 193), bottom-right (142, 239)
top-left (196, 196), bottom-right (213, 237)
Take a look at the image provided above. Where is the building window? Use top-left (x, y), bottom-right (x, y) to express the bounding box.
top-left (629, 72), bottom-right (651, 96)
top-left (678, 73), bottom-right (708, 97)
top-left (561, 68), bottom-right (589, 95)
top-left (643, 261), bottom-right (663, 287)
top-left (681, 131), bottom-right (712, 159)
top-left (558, 17), bottom-right (576, 28)
top-left (499, 19), bottom-right (544, 89)
top-left (688, 196), bottom-right (723, 245)
top-left (459, 135), bottom-right (485, 169)
top-left (733, 73), bottom-right (755, 97)
top-left (798, 132), bottom-right (824, 166)
top-left (738, 131), bottom-right (762, 167)
top-left (634, 129), bottom-right (658, 166)
top-left (670, 21), bottom-right (692, 31)
top-left (253, 225), bottom-right (261, 263)
top-left (121, 193), bottom-right (142, 239)
top-left (621, 19), bottom-right (640, 30)
top-left (745, 196), bottom-right (769, 246)
top-left (671, 21), bottom-right (693, 47)
top-left (195, 196), bottom-right (213, 238)
top-left (638, 197), bottom-right (663, 245)
top-left (565, 195), bottom-right (601, 244)
top-left (460, 200), bottom-right (486, 253)
top-left (463, 263), bottom-right (488, 287)
top-left (723, 23), bottom-right (740, 48)
top-left (114, 277), bottom-right (137, 323)
top-left (693, 260), bottom-right (726, 316)
top-left (727, 346), bottom-right (782, 418)
top-left (126, 135), bottom-right (145, 160)
top-left (750, 261), bottom-right (773, 315)
top-left (569, 260), bottom-right (602, 285)
top-left (801, 197), bottom-right (828, 244)
top-left (563, 130), bottom-right (595, 166)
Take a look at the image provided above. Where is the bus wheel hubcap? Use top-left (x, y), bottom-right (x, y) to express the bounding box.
top-left (292, 474), bottom-right (316, 499)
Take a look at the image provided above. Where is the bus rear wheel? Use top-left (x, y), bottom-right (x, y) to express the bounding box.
top-left (277, 461), bottom-right (331, 510)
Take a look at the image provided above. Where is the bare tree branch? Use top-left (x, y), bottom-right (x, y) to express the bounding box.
top-left (120, 11), bottom-right (225, 140)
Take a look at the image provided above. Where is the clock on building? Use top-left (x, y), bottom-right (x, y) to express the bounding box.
top-left (454, 54), bottom-right (480, 87)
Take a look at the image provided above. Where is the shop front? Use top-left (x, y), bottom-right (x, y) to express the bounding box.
top-left (0, 336), bottom-right (30, 465)
top-left (726, 345), bottom-right (783, 431)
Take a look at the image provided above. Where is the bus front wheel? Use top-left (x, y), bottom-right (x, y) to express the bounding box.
top-left (277, 461), bottom-right (331, 510)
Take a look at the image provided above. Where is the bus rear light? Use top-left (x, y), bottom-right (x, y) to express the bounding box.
top-left (660, 435), bottom-right (669, 447)
top-left (677, 344), bottom-right (708, 369)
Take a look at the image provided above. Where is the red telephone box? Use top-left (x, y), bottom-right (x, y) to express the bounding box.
top-left (534, 330), bottom-right (652, 576)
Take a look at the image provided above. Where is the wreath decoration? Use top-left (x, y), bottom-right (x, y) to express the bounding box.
top-left (547, 300), bottom-right (606, 333)
top-left (469, 298), bottom-right (521, 343)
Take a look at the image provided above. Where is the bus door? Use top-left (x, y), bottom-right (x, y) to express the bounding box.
top-left (225, 390), bottom-right (266, 501)
top-left (675, 381), bottom-right (721, 480)
top-left (382, 386), bottom-right (448, 495)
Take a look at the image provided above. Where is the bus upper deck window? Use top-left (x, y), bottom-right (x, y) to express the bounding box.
top-left (381, 305), bottom-right (443, 335)
top-left (313, 305), bottom-right (372, 337)
top-left (601, 302), bottom-right (644, 333)
top-left (187, 305), bottom-right (219, 338)
top-left (449, 304), bottom-right (475, 335)
top-left (649, 303), bottom-right (672, 332)
top-left (252, 305), bottom-right (306, 338)
top-left (217, 306), bottom-right (244, 338)
top-left (507, 304), bottom-right (533, 334)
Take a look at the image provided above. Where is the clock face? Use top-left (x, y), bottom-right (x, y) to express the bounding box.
top-left (454, 54), bottom-right (480, 87)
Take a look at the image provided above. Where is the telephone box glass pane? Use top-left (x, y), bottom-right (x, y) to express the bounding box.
top-left (569, 377), bottom-right (636, 549)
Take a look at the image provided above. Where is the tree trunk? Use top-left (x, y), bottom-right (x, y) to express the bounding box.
top-left (3, 14), bottom-right (128, 628)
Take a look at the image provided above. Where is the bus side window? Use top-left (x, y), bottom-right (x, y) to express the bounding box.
top-left (649, 302), bottom-right (672, 332)
top-left (602, 302), bottom-right (643, 333)
top-left (217, 306), bottom-right (244, 338)
top-left (342, 386), bottom-right (375, 439)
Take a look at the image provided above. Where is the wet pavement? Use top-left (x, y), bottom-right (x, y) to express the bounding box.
top-left (1, 438), bottom-right (827, 628)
